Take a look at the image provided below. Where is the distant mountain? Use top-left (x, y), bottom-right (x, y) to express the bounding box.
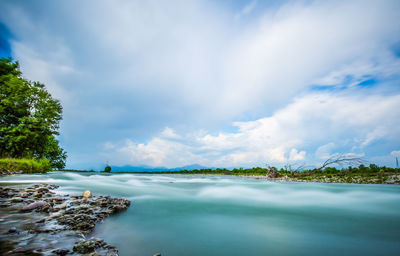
top-left (110, 164), bottom-right (212, 172)
top-left (172, 164), bottom-right (209, 170)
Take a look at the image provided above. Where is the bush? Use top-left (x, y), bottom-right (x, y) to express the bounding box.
top-left (0, 158), bottom-right (52, 175)
top-left (104, 166), bottom-right (111, 173)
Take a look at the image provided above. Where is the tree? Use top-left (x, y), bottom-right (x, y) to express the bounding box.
top-left (104, 166), bottom-right (111, 173)
top-left (0, 58), bottom-right (66, 169)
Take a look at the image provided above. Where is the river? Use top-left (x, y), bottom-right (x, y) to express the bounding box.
top-left (1, 172), bottom-right (400, 255)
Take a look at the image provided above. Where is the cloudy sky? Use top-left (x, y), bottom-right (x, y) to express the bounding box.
top-left (1, 0), bottom-right (400, 169)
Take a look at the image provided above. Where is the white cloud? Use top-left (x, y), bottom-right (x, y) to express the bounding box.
top-left (2, 0), bottom-right (400, 124)
top-left (160, 127), bottom-right (181, 140)
top-left (289, 149), bottom-right (306, 161)
top-left (315, 143), bottom-right (336, 159)
top-left (391, 151), bottom-right (400, 157)
top-left (104, 92), bottom-right (400, 167)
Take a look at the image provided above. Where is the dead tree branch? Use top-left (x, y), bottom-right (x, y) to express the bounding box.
top-left (318, 154), bottom-right (367, 170)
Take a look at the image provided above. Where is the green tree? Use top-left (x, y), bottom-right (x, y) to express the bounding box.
top-left (104, 165), bottom-right (111, 172)
top-left (0, 58), bottom-right (66, 169)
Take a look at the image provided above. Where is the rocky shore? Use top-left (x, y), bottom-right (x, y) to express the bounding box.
top-left (0, 183), bottom-right (130, 255)
top-left (238, 174), bottom-right (400, 184)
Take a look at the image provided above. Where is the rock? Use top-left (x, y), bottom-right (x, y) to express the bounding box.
top-left (0, 202), bottom-right (11, 208)
top-left (53, 197), bottom-right (64, 203)
top-left (1, 183), bottom-right (129, 255)
top-left (55, 202), bottom-right (67, 209)
top-left (52, 248), bottom-right (70, 255)
top-left (50, 211), bottom-right (63, 219)
top-left (33, 192), bottom-right (43, 198)
top-left (8, 227), bottom-right (17, 233)
top-left (154, 253), bottom-right (162, 256)
top-left (73, 239), bottom-right (105, 254)
top-left (83, 190), bottom-right (92, 198)
top-left (21, 201), bottom-right (49, 211)
top-left (10, 197), bottom-right (24, 203)
top-left (36, 187), bottom-right (49, 193)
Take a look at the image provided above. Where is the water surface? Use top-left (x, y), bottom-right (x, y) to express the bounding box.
top-left (1, 172), bottom-right (400, 256)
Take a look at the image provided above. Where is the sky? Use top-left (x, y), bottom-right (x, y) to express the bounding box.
top-left (0, 0), bottom-right (400, 170)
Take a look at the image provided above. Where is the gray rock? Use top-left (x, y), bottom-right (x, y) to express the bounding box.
top-left (8, 227), bottom-right (17, 233)
top-left (73, 238), bottom-right (105, 254)
top-left (52, 248), bottom-right (70, 255)
top-left (10, 197), bottom-right (24, 203)
top-left (55, 201), bottom-right (67, 209)
top-left (21, 201), bottom-right (49, 211)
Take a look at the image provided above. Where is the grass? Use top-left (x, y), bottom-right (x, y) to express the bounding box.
top-left (0, 158), bottom-right (52, 175)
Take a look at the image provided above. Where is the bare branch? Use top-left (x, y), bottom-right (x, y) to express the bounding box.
top-left (318, 154), bottom-right (368, 170)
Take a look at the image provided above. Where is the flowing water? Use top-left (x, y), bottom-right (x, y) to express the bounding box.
top-left (1, 172), bottom-right (400, 256)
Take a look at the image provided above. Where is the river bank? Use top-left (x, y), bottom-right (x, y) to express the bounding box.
top-left (0, 182), bottom-right (130, 255)
top-left (234, 173), bottom-right (400, 184)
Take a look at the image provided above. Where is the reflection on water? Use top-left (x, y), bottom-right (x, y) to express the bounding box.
top-left (1, 172), bottom-right (400, 256)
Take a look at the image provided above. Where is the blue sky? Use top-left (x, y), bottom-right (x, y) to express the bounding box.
top-left (1, 0), bottom-right (400, 170)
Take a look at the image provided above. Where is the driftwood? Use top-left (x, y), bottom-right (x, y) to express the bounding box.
top-left (317, 154), bottom-right (367, 170)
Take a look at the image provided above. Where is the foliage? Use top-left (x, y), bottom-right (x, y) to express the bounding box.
top-left (59, 169), bottom-right (95, 173)
top-left (131, 163), bottom-right (400, 184)
top-left (0, 158), bottom-right (52, 174)
top-left (104, 165), bottom-right (111, 172)
top-left (0, 58), bottom-right (66, 169)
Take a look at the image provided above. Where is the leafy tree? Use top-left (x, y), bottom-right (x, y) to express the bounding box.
top-left (104, 165), bottom-right (111, 172)
top-left (0, 58), bottom-right (66, 169)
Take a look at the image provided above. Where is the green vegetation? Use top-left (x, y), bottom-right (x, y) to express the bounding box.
top-left (0, 158), bottom-right (52, 175)
top-left (104, 166), bottom-right (112, 173)
top-left (138, 164), bottom-right (400, 184)
top-left (59, 169), bottom-right (95, 173)
top-left (0, 58), bottom-right (66, 169)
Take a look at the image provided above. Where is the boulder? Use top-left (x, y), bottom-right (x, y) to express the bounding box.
top-left (21, 201), bottom-right (49, 211)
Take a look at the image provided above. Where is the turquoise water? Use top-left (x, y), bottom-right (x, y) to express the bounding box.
top-left (1, 172), bottom-right (400, 255)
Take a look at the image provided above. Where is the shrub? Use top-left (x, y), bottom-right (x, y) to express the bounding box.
top-left (0, 158), bottom-right (52, 175)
